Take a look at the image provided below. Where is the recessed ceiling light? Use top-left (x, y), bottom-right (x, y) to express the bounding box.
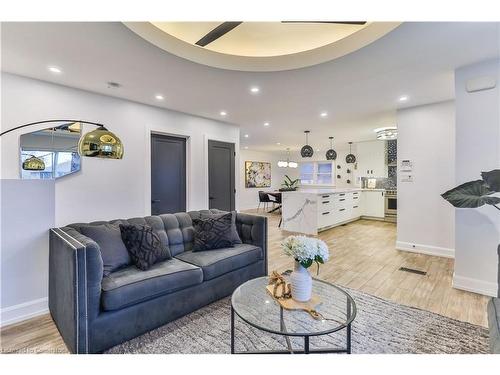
top-left (320, 111), bottom-right (328, 118)
top-left (155, 94), bottom-right (164, 100)
top-left (263, 122), bottom-right (270, 127)
top-left (244, 134), bottom-right (249, 138)
top-left (220, 111), bottom-right (227, 116)
top-left (244, 146), bottom-right (248, 149)
top-left (250, 86), bottom-right (260, 94)
top-left (276, 142), bottom-right (281, 145)
top-left (399, 95), bottom-right (409, 102)
top-left (107, 81), bottom-right (121, 89)
top-left (48, 66), bottom-right (62, 74)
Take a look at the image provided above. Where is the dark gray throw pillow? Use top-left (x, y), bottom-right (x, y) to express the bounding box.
top-left (80, 224), bottom-right (131, 276)
top-left (119, 224), bottom-right (172, 271)
top-left (200, 211), bottom-right (242, 245)
top-left (192, 212), bottom-right (235, 251)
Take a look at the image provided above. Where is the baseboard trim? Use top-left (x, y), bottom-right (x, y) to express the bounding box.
top-left (453, 273), bottom-right (498, 297)
top-left (396, 241), bottom-right (455, 259)
top-left (0, 297), bottom-right (49, 328)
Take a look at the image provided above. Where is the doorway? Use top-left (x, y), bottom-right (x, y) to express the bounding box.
top-left (208, 140), bottom-right (235, 211)
top-left (151, 133), bottom-right (187, 214)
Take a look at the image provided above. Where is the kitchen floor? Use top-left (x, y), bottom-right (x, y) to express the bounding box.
top-left (0, 209), bottom-right (489, 353)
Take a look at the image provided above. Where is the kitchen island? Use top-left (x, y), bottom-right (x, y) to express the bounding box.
top-left (281, 188), bottom-right (385, 235)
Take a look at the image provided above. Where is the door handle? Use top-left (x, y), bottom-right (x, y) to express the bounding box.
top-left (209, 196), bottom-right (215, 200)
top-left (151, 199), bottom-right (161, 203)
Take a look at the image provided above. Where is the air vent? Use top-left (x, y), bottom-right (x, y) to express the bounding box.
top-left (399, 267), bottom-right (426, 276)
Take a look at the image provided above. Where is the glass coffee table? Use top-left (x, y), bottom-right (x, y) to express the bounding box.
top-left (231, 276), bottom-right (356, 354)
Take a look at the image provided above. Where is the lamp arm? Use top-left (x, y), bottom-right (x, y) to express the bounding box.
top-left (0, 120), bottom-right (104, 137)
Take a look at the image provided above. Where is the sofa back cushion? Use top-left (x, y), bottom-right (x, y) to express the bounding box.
top-left (67, 209), bottom-right (227, 259)
top-left (80, 224), bottom-right (131, 276)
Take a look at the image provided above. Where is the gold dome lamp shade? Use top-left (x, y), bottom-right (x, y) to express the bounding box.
top-left (78, 125), bottom-right (124, 159)
top-left (22, 155), bottom-right (46, 171)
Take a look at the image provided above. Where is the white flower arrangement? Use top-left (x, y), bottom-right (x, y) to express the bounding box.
top-left (281, 235), bottom-right (329, 274)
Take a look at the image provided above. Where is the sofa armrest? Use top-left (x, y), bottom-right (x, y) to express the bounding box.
top-left (235, 213), bottom-right (268, 275)
top-left (49, 227), bottom-right (103, 353)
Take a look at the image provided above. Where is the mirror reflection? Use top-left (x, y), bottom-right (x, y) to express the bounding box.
top-left (20, 122), bottom-right (82, 179)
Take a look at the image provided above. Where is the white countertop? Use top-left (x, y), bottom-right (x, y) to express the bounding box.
top-left (282, 188), bottom-right (385, 195)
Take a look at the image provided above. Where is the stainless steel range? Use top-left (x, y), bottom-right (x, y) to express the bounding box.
top-left (385, 189), bottom-right (397, 220)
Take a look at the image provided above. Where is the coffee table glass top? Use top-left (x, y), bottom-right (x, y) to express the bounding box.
top-left (231, 276), bottom-right (356, 337)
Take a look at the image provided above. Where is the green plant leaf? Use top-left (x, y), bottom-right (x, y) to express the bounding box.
top-left (481, 169), bottom-right (500, 192)
top-left (314, 255), bottom-right (324, 264)
top-left (300, 259), bottom-right (313, 268)
top-left (442, 180), bottom-right (500, 208)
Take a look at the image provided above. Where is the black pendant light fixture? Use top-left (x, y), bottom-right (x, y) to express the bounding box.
top-left (345, 141), bottom-right (356, 163)
top-left (300, 130), bottom-right (314, 158)
top-left (325, 136), bottom-right (337, 160)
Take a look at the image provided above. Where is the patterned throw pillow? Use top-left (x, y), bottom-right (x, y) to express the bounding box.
top-left (200, 211), bottom-right (242, 245)
top-left (119, 224), bottom-right (172, 271)
top-left (192, 212), bottom-right (235, 251)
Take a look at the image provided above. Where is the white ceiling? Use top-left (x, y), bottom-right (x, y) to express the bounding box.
top-left (1, 22), bottom-right (499, 152)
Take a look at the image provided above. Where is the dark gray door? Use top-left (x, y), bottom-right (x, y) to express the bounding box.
top-left (208, 140), bottom-right (235, 211)
top-left (151, 134), bottom-right (186, 214)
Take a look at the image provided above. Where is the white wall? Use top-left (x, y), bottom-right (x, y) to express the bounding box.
top-left (453, 59), bottom-right (500, 297)
top-left (239, 149), bottom-right (291, 210)
top-left (396, 101), bottom-right (456, 258)
top-left (0, 73), bottom-right (240, 324)
top-left (1, 73), bottom-right (240, 225)
top-left (1, 180), bottom-right (55, 326)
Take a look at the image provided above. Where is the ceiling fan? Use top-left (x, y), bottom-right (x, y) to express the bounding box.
top-left (195, 21), bottom-right (367, 47)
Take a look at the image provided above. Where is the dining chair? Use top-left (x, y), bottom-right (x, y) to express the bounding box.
top-left (257, 191), bottom-right (271, 212)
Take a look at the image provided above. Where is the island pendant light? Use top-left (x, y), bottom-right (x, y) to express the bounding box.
top-left (345, 141), bottom-right (356, 163)
top-left (325, 136), bottom-right (337, 161)
top-left (278, 148), bottom-right (298, 168)
top-left (300, 130), bottom-right (314, 158)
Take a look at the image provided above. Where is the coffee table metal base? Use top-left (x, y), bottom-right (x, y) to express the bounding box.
top-left (230, 305), bottom-right (352, 355)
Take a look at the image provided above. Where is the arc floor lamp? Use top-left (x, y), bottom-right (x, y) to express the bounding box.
top-left (0, 120), bottom-right (124, 170)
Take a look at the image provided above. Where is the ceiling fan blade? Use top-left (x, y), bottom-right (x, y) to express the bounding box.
top-left (282, 21), bottom-right (367, 25)
top-left (195, 22), bottom-right (243, 47)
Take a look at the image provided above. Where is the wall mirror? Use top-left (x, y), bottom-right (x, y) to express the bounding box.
top-left (20, 121), bottom-right (82, 179)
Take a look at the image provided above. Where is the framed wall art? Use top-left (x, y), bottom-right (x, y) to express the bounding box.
top-left (245, 161), bottom-right (271, 188)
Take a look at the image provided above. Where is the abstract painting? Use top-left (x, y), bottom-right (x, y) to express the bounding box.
top-left (245, 161), bottom-right (271, 188)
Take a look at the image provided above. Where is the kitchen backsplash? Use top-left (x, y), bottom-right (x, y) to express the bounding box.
top-left (361, 174), bottom-right (397, 190)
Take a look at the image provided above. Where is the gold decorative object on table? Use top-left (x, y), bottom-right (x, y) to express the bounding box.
top-left (267, 270), bottom-right (323, 320)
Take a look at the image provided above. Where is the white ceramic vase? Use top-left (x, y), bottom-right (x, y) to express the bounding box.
top-left (290, 261), bottom-right (312, 302)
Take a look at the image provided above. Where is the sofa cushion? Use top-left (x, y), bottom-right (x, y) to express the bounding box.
top-left (488, 298), bottom-right (500, 353)
top-left (101, 258), bottom-right (203, 311)
top-left (192, 213), bottom-right (235, 251)
top-left (175, 243), bottom-right (263, 281)
top-left (80, 224), bottom-right (130, 276)
top-left (119, 224), bottom-right (172, 270)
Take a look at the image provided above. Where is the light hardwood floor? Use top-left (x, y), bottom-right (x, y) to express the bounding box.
top-left (0, 210), bottom-right (489, 353)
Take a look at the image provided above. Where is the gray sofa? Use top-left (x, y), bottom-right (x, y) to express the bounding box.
top-left (488, 298), bottom-right (500, 353)
top-left (487, 245), bottom-right (500, 353)
top-left (49, 210), bottom-right (267, 353)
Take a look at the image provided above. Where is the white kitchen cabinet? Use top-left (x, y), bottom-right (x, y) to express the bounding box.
top-left (356, 140), bottom-right (387, 178)
top-left (282, 188), bottom-right (385, 235)
top-left (362, 190), bottom-right (385, 218)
